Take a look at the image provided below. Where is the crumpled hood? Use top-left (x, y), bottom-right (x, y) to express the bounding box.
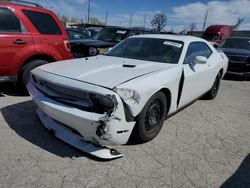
top-left (36, 55), bottom-right (177, 89)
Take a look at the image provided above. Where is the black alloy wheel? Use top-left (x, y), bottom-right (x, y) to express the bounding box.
top-left (203, 72), bottom-right (221, 100)
top-left (132, 91), bottom-right (167, 142)
top-left (145, 99), bottom-right (162, 133)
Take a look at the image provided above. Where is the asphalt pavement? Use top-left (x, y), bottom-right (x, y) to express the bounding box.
top-left (0, 77), bottom-right (249, 188)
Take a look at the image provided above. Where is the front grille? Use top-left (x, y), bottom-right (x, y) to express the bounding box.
top-left (245, 63), bottom-right (250, 72)
top-left (32, 74), bottom-right (89, 101)
top-left (32, 75), bottom-right (106, 114)
top-left (228, 61), bottom-right (245, 72)
top-left (227, 55), bottom-right (248, 73)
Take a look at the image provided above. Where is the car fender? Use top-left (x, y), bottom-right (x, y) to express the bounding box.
top-left (114, 66), bottom-right (183, 117)
top-left (34, 43), bottom-right (63, 61)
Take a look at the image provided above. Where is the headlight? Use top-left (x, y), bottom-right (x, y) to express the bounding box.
top-left (89, 94), bottom-right (116, 111)
top-left (97, 48), bottom-right (109, 54)
top-left (114, 88), bottom-right (140, 104)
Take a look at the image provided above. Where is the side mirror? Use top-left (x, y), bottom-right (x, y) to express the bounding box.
top-left (211, 42), bottom-right (219, 48)
top-left (195, 56), bottom-right (208, 64)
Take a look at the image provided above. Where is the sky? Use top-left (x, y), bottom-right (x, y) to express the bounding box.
top-left (33, 0), bottom-right (250, 32)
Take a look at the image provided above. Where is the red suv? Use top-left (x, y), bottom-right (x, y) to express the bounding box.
top-left (0, 1), bottom-right (73, 87)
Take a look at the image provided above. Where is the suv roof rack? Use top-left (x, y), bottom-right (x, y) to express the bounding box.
top-left (9, 0), bottom-right (43, 8)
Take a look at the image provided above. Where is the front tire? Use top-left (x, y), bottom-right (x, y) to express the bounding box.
top-left (133, 91), bottom-right (167, 142)
top-left (21, 60), bottom-right (48, 87)
top-left (203, 72), bottom-right (221, 100)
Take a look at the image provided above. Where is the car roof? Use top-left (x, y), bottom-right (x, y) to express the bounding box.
top-left (0, 1), bottom-right (44, 10)
top-left (130, 34), bottom-right (206, 43)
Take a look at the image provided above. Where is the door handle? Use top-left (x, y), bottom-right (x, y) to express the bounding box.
top-left (13, 39), bottom-right (27, 45)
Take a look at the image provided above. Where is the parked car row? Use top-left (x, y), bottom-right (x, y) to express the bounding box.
top-left (0, 1), bottom-right (160, 88)
top-left (69, 26), bottom-right (159, 57)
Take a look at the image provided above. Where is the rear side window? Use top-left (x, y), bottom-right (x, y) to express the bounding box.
top-left (22, 10), bottom-right (61, 35)
top-left (0, 7), bottom-right (21, 33)
top-left (184, 42), bottom-right (212, 64)
top-left (199, 43), bottom-right (212, 58)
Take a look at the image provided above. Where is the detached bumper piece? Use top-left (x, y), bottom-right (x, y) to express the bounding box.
top-left (37, 109), bottom-right (123, 159)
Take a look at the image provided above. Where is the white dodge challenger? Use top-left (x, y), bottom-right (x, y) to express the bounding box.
top-left (27, 35), bottom-right (228, 159)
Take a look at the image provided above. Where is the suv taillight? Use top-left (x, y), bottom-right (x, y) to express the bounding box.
top-left (64, 40), bottom-right (71, 52)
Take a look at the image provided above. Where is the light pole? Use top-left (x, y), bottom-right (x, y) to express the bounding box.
top-left (129, 13), bottom-right (133, 28)
top-left (87, 0), bottom-right (90, 23)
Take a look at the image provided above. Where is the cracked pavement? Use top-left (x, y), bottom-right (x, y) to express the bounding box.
top-left (0, 78), bottom-right (250, 188)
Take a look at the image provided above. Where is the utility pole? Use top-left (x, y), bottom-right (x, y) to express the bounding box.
top-left (87, 0), bottom-right (90, 23)
top-left (105, 11), bottom-right (108, 25)
top-left (129, 13), bottom-right (133, 28)
top-left (202, 10), bottom-right (208, 31)
top-left (143, 13), bottom-right (147, 28)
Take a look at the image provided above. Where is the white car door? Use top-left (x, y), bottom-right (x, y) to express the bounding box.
top-left (178, 42), bottom-right (216, 108)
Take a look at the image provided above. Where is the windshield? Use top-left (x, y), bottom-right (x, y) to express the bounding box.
top-left (93, 27), bottom-right (129, 43)
top-left (202, 33), bottom-right (220, 40)
top-left (67, 29), bottom-right (90, 40)
top-left (106, 37), bottom-right (183, 64)
top-left (220, 38), bottom-right (250, 50)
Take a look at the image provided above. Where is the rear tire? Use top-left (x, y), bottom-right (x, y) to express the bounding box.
top-left (20, 60), bottom-right (48, 88)
top-left (132, 91), bottom-right (167, 142)
top-left (203, 72), bottom-right (221, 100)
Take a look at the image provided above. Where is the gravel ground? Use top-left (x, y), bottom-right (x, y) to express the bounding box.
top-left (0, 77), bottom-right (249, 188)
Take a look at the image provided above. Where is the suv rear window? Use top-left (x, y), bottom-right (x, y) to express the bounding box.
top-left (0, 7), bottom-right (21, 33)
top-left (22, 10), bottom-right (61, 35)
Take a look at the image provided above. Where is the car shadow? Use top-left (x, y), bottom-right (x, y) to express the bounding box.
top-left (223, 74), bottom-right (249, 81)
top-left (1, 100), bottom-right (114, 161)
top-left (0, 83), bottom-right (28, 96)
top-left (220, 153), bottom-right (250, 188)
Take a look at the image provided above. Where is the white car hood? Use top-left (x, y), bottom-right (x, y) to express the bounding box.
top-left (37, 55), bottom-right (177, 89)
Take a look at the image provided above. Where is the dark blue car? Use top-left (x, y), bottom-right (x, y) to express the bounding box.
top-left (220, 37), bottom-right (250, 78)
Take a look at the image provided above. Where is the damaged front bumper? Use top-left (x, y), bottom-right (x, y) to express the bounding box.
top-left (37, 109), bottom-right (123, 159)
top-left (27, 79), bottom-right (136, 157)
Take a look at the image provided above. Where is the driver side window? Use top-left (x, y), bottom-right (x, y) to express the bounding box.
top-left (184, 42), bottom-right (212, 64)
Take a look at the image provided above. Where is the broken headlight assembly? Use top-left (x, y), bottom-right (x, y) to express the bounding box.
top-left (114, 88), bottom-right (140, 104)
top-left (89, 93), bottom-right (117, 113)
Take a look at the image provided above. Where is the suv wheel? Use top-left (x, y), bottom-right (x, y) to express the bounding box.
top-left (21, 60), bottom-right (48, 87)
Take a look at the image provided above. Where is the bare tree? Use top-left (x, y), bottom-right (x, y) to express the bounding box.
top-left (233, 17), bottom-right (244, 31)
top-left (79, 18), bottom-right (84, 23)
top-left (89, 17), bottom-right (105, 25)
top-left (70, 17), bottom-right (78, 23)
top-left (189, 23), bottom-right (196, 32)
top-left (60, 15), bottom-right (69, 26)
top-left (151, 12), bottom-right (167, 32)
top-left (179, 26), bottom-right (187, 34)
